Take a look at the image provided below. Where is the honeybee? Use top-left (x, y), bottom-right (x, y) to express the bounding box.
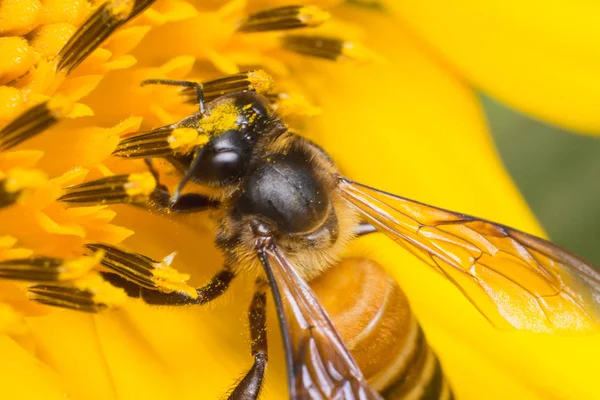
top-left (49, 73), bottom-right (600, 400)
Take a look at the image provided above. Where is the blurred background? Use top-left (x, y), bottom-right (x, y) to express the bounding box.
top-left (483, 95), bottom-right (600, 266)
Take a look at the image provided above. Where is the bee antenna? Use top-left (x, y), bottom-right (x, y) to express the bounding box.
top-left (140, 79), bottom-right (206, 115)
top-left (172, 146), bottom-right (204, 203)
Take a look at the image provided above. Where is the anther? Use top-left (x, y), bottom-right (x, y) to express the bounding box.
top-left (0, 254), bottom-right (100, 282)
top-left (29, 274), bottom-right (127, 313)
top-left (281, 35), bottom-right (368, 61)
top-left (180, 70), bottom-right (275, 105)
top-left (58, 172), bottom-right (156, 207)
top-left (0, 96), bottom-right (73, 151)
top-left (236, 5), bottom-right (330, 33)
top-left (56, 0), bottom-right (157, 74)
top-left (85, 243), bottom-right (198, 298)
top-left (113, 127), bottom-right (208, 158)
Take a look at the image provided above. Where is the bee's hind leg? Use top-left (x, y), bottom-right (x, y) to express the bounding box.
top-left (228, 282), bottom-right (268, 400)
top-left (100, 269), bottom-right (234, 305)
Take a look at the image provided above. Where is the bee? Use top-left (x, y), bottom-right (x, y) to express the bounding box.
top-left (47, 72), bottom-right (600, 400)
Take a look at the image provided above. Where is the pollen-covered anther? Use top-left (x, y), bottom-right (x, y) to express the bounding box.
top-left (0, 253), bottom-right (100, 282)
top-left (29, 273), bottom-right (128, 313)
top-left (56, 0), bottom-right (157, 74)
top-left (0, 95), bottom-right (74, 151)
top-left (58, 172), bottom-right (157, 207)
top-left (113, 126), bottom-right (207, 158)
top-left (85, 243), bottom-right (198, 298)
top-left (236, 5), bottom-right (330, 33)
top-left (282, 35), bottom-right (372, 62)
top-left (167, 127), bottom-right (209, 152)
top-left (181, 70), bottom-right (275, 105)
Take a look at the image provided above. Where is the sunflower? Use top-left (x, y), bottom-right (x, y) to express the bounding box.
top-left (0, 1), bottom-right (598, 399)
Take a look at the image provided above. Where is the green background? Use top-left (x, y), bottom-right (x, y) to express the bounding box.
top-left (483, 96), bottom-right (600, 266)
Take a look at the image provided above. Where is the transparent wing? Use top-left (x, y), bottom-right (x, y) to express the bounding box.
top-left (339, 179), bottom-right (600, 334)
top-left (256, 242), bottom-right (382, 400)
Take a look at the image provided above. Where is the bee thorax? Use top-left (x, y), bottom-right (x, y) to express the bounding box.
top-left (236, 149), bottom-right (330, 234)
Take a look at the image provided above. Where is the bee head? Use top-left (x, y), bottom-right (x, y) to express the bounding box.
top-left (173, 91), bottom-right (271, 197)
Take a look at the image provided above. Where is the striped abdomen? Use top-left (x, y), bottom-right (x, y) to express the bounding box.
top-left (310, 258), bottom-right (453, 400)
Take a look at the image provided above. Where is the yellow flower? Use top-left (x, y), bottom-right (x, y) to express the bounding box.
top-left (0, 1), bottom-right (598, 400)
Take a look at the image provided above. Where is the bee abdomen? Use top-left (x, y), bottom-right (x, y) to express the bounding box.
top-left (310, 258), bottom-right (453, 400)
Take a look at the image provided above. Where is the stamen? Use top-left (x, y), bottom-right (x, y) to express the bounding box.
top-left (0, 96), bottom-right (74, 151)
top-left (113, 127), bottom-right (208, 158)
top-left (0, 253), bottom-right (99, 282)
top-left (29, 274), bottom-right (127, 313)
top-left (236, 5), bottom-right (330, 33)
top-left (0, 257), bottom-right (62, 282)
top-left (56, 0), bottom-right (157, 74)
top-left (85, 243), bottom-right (198, 298)
top-left (282, 35), bottom-right (369, 61)
top-left (58, 172), bottom-right (156, 207)
top-left (181, 70), bottom-right (275, 104)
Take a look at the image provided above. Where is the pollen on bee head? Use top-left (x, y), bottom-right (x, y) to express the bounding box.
top-left (199, 101), bottom-right (239, 134)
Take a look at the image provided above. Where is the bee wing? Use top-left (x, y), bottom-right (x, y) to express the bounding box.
top-left (256, 242), bottom-right (382, 400)
top-left (339, 179), bottom-right (600, 334)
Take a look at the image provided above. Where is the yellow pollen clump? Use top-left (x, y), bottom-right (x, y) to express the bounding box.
top-left (298, 5), bottom-right (331, 27)
top-left (151, 261), bottom-right (198, 299)
top-left (124, 172), bottom-right (157, 197)
top-left (109, 1), bottom-right (135, 19)
top-left (168, 127), bottom-right (208, 152)
top-left (247, 69), bottom-right (275, 94)
top-left (199, 101), bottom-right (239, 134)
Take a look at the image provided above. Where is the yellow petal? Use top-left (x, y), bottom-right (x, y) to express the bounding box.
top-left (389, 0), bottom-right (600, 134)
top-left (0, 335), bottom-right (66, 399)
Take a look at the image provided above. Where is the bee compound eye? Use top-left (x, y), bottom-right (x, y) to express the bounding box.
top-left (210, 150), bottom-right (244, 179)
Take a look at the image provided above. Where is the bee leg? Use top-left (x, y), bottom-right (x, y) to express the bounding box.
top-left (141, 79), bottom-right (206, 115)
top-left (100, 268), bottom-right (235, 305)
top-left (228, 285), bottom-right (268, 400)
top-left (143, 157), bottom-right (220, 213)
top-left (354, 221), bottom-right (377, 237)
top-left (143, 158), bottom-right (163, 186)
